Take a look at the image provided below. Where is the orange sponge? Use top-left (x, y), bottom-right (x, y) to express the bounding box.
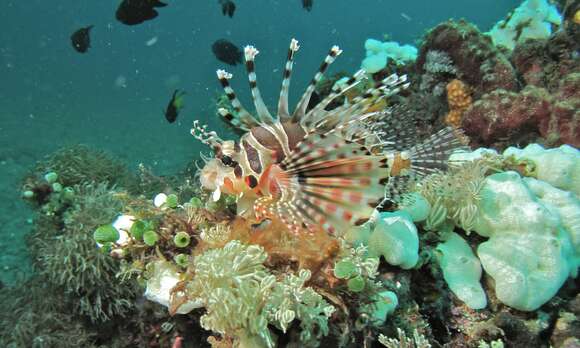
top-left (445, 79), bottom-right (472, 128)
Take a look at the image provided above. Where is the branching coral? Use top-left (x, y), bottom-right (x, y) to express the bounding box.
top-left (264, 269), bottom-right (336, 346)
top-left (333, 245), bottom-right (379, 292)
top-left (186, 240), bottom-right (276, 346)
top-left (417, 159), bottom-right (487, 233)
top-left (185, 240), bottom-right (335, 348)
top-left (419, 50), bottom-right (457, 96)
top-left (200, 222), bottom-right (232, 248)
top-left (378, 328), bottom-right (431, 348)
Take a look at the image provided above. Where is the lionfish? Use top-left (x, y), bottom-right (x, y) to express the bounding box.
top-left (192, 39), bottom-right (465, 235)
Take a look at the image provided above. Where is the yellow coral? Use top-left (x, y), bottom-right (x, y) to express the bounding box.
top-left (444, 79), bottom-right (472, 128)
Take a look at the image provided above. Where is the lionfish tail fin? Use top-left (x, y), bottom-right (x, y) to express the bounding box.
top-left (385, 126), bottom-right (469, 203)
top-left (403, 127), bottom-right (470, 176)
top-left (270, 132), bottom-right (389, 235)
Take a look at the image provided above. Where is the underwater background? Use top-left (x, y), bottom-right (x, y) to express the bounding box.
top-left (0, 0), bottom-right (519, 285)
top-left (1, 0), bottom-right (579, 347)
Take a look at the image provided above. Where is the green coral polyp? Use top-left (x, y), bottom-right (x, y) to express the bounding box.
top-left (173, 231), bottom-right (191, 248)
top-left (334, 260), bottom-right (357, 279)
top-left (93, 224), bottom-right (120, 244)
top-left (143, 230), bottom-right (159, 246)
top-left (189, 196), bottom-right (202, 208)
top-left (166, 194), bottom-right (178, 208)
top-left (129, 220), bottom-right (146, 240)
top-left (44, 171), bottom-right (58, 184)
top-left (52, 182), bottom-right (63, 192)
top-left (174, 253), bottom-right (190, 268)
top-left (62, 186), bottom-right (75, 200)
top-left (347, 275), bottom-right (366, 292)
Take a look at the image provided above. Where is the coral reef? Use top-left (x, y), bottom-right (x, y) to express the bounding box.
top-left (362, 38), bottom-right (418, 73)
top-left (0, 279), bottom-right (98, 348)
top-left (30, 183), bottom-right (139, 322)
top-left (462, 86), bottom-right (550, 149)
top-left (486, 0), bottom-right (562, 51)
top-left (462, 76), bottom-right (579, 149)
top-left (29, 144), bottom-right (134, 188)
top-left (4, 4), bottom-right (580, 347)
top-left (416, 20), bottom-right (518, 97)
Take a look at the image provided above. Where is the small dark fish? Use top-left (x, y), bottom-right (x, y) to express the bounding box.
top-left (116, 0), bottom-right (168, 26)
top-left (164, 89), bottom-right (185, 123)
top-left (212, 39), bottom-right (242, 66)
top-left (302, 0), bottom-right (313, 11)
top-left (71, 25), bottom-right (93, 53)
top-left (219, 0), bottom-right (236, 18)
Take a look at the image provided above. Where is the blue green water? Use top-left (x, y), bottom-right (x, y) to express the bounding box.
top-left (0, 0), bottom-right (519, 285)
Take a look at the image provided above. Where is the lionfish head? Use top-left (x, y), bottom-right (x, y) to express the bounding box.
top-left (191, 121), bottom-right (243, 201)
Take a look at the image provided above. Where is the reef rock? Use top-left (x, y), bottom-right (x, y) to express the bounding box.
top-left (462, 75), bottom-right (580, 149)
top-left (416, 20), bottom-right (518, 98)
top-left (462, 86), bottom-right (550, 148)
top-left (511, 32), bottom-right (580, 91)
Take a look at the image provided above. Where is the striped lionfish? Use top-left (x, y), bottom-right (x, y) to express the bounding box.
top-left (192, 39), bottom-right (465, 235)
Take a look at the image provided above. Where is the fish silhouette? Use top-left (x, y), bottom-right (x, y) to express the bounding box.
top-left (212, 39), bottom-right (242, 66)
top-left (219, 0), bottom-right (236, 18)
top-left (71, 25), bottom-right (93, 53)
top-left (164, 89), bottom-right (186, 123)
top-left (116, 0), bottom-right (168, 26)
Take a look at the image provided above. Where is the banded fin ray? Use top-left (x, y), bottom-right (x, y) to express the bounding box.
top-left (244, 45), bottom-right (276, 125)
top-left (277, 38), bottom-right (300, 120)
top-left (383, 127), bottom-right (470, 204)
top-left (268, 132), bottom-right (389, 235)
top-left (216, 69), bottom-right (260, 131)
top-left (404, 127), bottom-right (469, 177)
top-left (291, 45), bottom-right (343, 123)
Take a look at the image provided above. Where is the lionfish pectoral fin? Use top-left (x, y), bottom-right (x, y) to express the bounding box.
top-left (236, 192), bottom-right (255, 217)
top-left (272, 133), bottom-right (389, 235)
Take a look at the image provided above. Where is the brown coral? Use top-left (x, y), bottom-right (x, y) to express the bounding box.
top-left (445, 79), bottom-right (472, 128)
top-left (416, 20), bottom-right (518, 98)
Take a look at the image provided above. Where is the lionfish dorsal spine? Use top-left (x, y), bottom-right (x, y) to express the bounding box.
top-left (277, 38), bottom-right (300, 121)
top-left (216, 69), bottom-right (259, 131)
top-left (302, 70), bottom-right (367, 129)
top-left (291, 45), bottom-right (342, 123)
top-left (244, 45), bottom-right (275, 125)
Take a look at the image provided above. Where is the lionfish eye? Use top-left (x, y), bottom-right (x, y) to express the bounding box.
top-left (221, 155), bottom-right (234, 166)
